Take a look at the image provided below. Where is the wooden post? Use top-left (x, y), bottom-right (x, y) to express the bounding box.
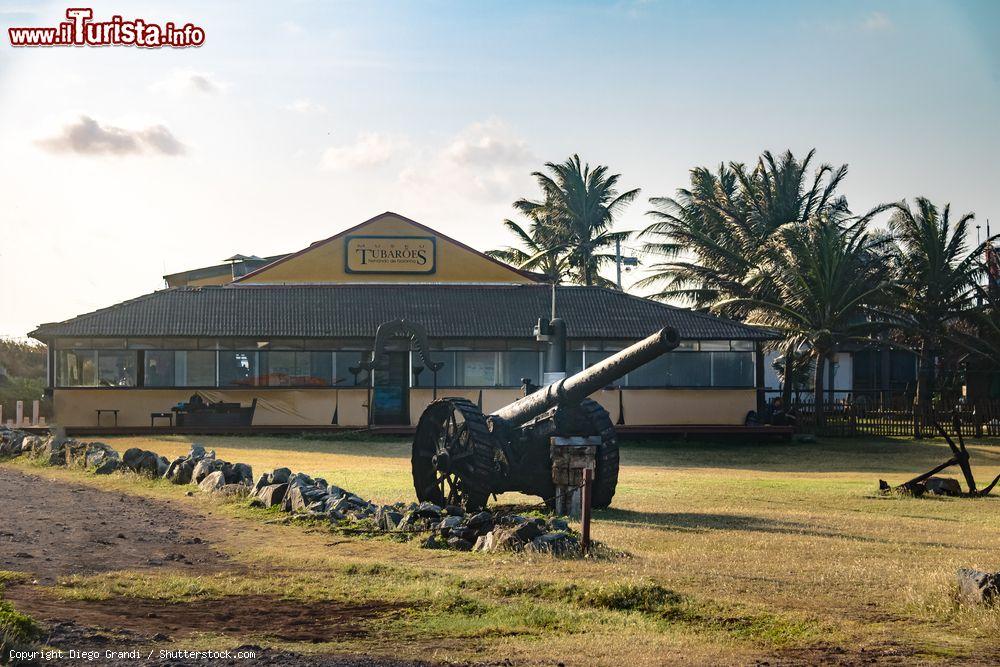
top-left (581, 467), bottom-right (593, 555)
top-left (15, 401), bottom-right (23, 427)
top-left (32, 400), bottom-right (40, 426)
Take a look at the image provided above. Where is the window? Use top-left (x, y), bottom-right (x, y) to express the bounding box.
top-left (664, 352), bottom-right (712, 387)
top-left (263, 351), bottom-right (333, 386)
top-left (711, 352), bottom-right (755, 387)
top-left (334, 351), bottom-right (369, 386)
top-left (57, 350), bottom-right (97, 386)
top-left (628, 354), bottom-right (669, 387)
top-left (56, 350), bottom-right (136, 387)
top-left (181, 351), bottom-right (218, 386)
top-left (566, 350), bottom-right (583, 376)
top-left (144, 351), bottom-right (176, 387)
top-left (503, 351), bottom-right (540, 387)
top-left (457, 351), bottom-right (497, 386)
top-left (219, 351), bottom-right (256, 387)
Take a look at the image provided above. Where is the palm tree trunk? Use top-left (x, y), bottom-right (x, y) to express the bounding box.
top-left (913, 338), bottom-right (934, 438)
top-left (814, 350), bottom-right (827, 432)
top-left (781, 341), bottom-right (795, 407)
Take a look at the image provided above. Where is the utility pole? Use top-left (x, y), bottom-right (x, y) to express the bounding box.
top-left (616, 238), bottom-right (622, 290)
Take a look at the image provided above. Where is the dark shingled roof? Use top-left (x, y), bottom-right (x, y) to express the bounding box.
top-left (30, 285), bottom-right (776, 341)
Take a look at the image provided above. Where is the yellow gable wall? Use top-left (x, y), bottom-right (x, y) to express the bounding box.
top-left (239, 213), bottom-right (536, 284)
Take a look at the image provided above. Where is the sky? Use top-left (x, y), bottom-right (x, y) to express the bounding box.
top-left (1, 0), bottom-right (998, 338)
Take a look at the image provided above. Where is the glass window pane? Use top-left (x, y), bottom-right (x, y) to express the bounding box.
top-left (57, 350), bottom-right (97, 387)
top-left (503, 351), bottom-right (539, 387)
top-left (711, 352), bottom-right (755, 387)
top-left (628, 355), bottom-right (669, 387)
top-left (700, 340), bottom-right (731, 351)
top-left (97, 351), bottom-right (136, 387)
top-left (180, 351), bottom-right (217, 386)
top-left (457, 352), bottom-right (497, 387)
top-left (264, 351), bottom-right (295, 386)
top-left (335, 351), bottom-right (369, 387)
top-left (731, 340), bottom-right (755, 351)
top-left (144, 351), bottom-right (175, 387)
top-left (433, 351), bottom-right (456, 387)
top-left (307, 351), bottom-right (333, 386)
top-left (566, 350), bottom-right (583, 376)
top-left (219, 351), bottom-right (256, 387)
top-left (664, 352), bottom-right (712, 387)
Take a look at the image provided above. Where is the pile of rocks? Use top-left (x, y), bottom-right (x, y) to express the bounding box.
top-left (246, 465), bottom-right (581, 555)
top-left (0, 427), bottom-right (581, 556)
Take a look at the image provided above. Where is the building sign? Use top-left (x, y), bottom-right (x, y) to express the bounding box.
top-left (344, 235), bottom-right (436, 274)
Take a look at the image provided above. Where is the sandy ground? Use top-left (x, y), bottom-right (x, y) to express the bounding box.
top-left (0, 466), bottom-right (423, 666)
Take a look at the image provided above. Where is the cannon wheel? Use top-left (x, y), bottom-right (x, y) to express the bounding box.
top-left (581, 398), bottom-right (619, 509)
top-left (412, 398), bottom-right (494, 510)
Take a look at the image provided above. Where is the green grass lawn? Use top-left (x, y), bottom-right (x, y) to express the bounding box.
top-left (13, 433), bottom-right (1000, 665)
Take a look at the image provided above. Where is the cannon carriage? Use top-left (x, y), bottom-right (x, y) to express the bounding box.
top-left (411, 326), bottom-right (680, 510)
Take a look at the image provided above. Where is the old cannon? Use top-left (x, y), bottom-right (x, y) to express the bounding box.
top-left (411, 326), bottom-right (680, 510)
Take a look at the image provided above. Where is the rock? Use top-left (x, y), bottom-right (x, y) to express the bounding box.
top-left (415, 502), bottom-right (442, 519)
top-left (466, 511), bottom-right (494, 531)
top-left (313, 477), bottom-right (327, 488)
top-left (438, 515), bottom-right (463, 536)
top-left (218, 484), bottom-right (251, 498)
top-left (447, 536), bottom-right (474, 551)
top-left (94, 459), bottom-right (121, 475)
top-left (257, 483), bottom-right (288, 508)
top-left (198, 470), bottom-right (226, 493)
top-left (326, 484), bottom-right (346, 498)
top-left (327, 509), bottom-right (346, 522)
top-left (282, 485), bottom-right (311, 512)
top-left (287, 472), bottom-right (314, 488)
top-left (192, 459), bottom-right (219, 484)
top-left (443, 505), bottom-right (465, 517)
top-left (164, 458), bottom-right (195, 485)
top-left (248, 498), bottom-right (265, 509)
top-left (547, 517), bottom-right (570, 532)
top-left (229, 463), bottom-right (253, 486)
top-left (379, 510), bottom-right (404, 531)
top-left (528, 532), bottom-right (580, 556)
top-left (512, 521), bottom-right (543, 542)
top-left (253, 473), bottom-right (271, 493)
top-left (957, 568), bottom-right (1000, 605)
top-left (156, 456), bottom-right (170, 477)
top-left (123, 448), bottom-right (161, 477)
top-left (270, 468), bottom-right (292, 485)
top-left (84, 443), bottom-right (119, 468)
top-left (926, 477), bottom-right (962, 496)
top-left (188, 445), bottom-right (207, 461)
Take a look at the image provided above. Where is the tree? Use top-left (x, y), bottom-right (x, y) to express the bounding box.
top-left (638, 149), bottom-right (855, 404)
top-left (515, 154), bottom-right (639, 287)
top-left (486, 207), bottom-right (571, 284)
top-left (887, 198), bottom-right (992, 435)
top-left (719, 214), bottom-right (891, 428)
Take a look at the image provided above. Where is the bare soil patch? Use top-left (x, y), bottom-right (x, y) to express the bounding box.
top-left (0, 466), bottom-right (228, 583)
top-left (5, 589), bottom-right (398, 643)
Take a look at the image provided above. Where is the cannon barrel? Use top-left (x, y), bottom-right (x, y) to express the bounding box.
top-left (489, 327), bottom-right (680, 428)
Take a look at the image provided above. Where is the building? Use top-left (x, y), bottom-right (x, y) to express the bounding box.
top-left (30, 212), bottom-right (777, 432)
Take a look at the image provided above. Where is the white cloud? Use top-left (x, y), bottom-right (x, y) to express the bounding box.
top-left (280, 20), bottom-right (305, 35)
top-left (284, 98), bottom-right (327, 115)
top-left (861, 12), bottom-right (892, 32)
top-left (320, 132), bottom-right (406, 170)
top-left (399, 119), bottom-right (535, 202)
top-left (35, 116), bottom-right (186, 157)
top-left (149, 70), bottom-right (226, 96)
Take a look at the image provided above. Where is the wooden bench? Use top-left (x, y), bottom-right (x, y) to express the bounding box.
top-left (95, 409), bottom-right (119, 427)
top-left (150, 412), bottom-right (173, 427)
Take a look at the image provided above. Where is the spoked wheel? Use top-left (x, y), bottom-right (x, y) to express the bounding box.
top-left (412, 398), bottom-right (495, 510)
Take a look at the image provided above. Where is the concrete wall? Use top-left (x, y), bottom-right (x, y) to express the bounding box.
top-left (54, 387), bottom-right (758, 428)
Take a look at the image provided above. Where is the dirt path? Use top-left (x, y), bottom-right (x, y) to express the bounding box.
top-left (0, 466), bottom-right (423, 666)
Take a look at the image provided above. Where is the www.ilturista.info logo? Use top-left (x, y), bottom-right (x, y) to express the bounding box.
top-left (8, 8), bottom-right (205, 48)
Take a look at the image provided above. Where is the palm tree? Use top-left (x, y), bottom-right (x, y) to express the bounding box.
top-left (486, 209), bottom-right (571, 283)
top-left (719, 213), bottom-right (891, 428)
top-left (516, 155), bottom-right (639, 287)
top-left (638, 149), bottom-right (855, 404)
top-left (887, 198), bottom-right (991, 435)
